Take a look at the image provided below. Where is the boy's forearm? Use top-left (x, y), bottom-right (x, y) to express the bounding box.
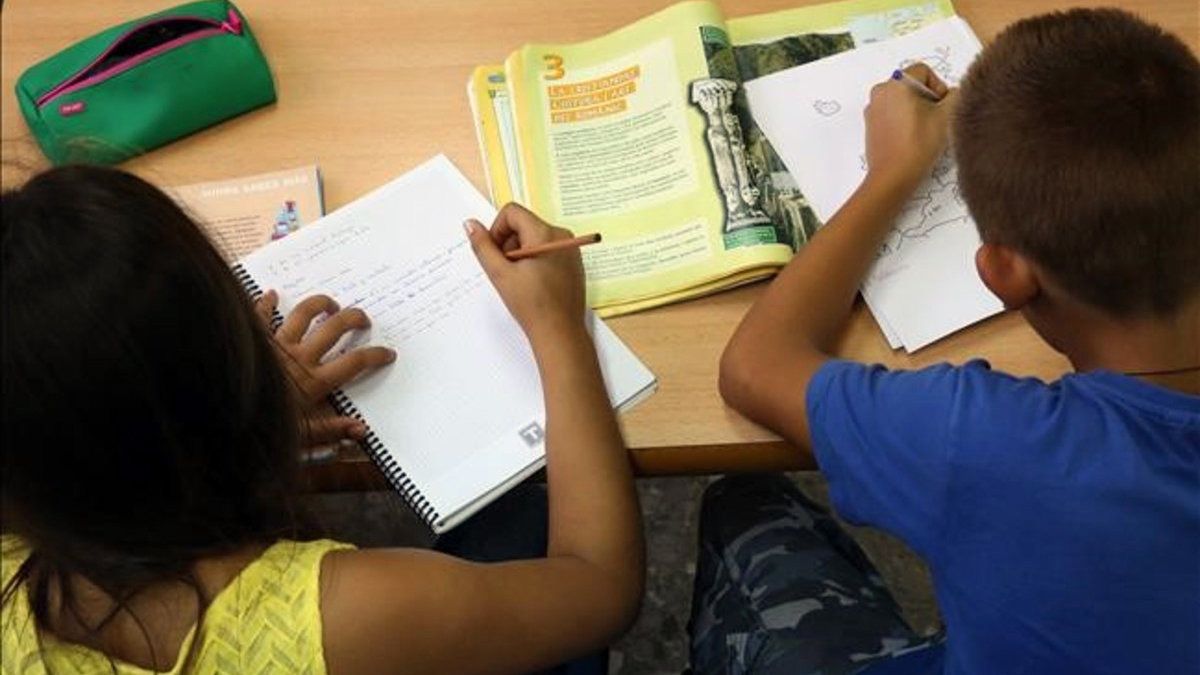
top-left (719, 172), bottom-right (917, 450)
top-left (733, 172), bottom-right (916, 357)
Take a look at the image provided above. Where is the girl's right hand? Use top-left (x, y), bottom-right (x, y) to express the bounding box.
top-left (466, 203), bottom-right (588, 348)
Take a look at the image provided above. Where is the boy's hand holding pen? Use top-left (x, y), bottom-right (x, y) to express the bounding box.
top-left (864, 62), bottom-right (956, 193)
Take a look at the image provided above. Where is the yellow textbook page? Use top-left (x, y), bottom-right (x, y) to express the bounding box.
top-left (505, 1), bottom-right (794, 314)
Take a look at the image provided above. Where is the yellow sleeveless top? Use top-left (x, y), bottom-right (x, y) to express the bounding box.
top-left (1, 535), bottom-right (354, 674)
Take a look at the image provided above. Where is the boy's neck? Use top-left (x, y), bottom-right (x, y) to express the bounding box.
top-left (1029, 293), bottom-right (1200, 395)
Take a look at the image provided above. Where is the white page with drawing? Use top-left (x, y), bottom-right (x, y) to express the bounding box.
top-left (744, 17), bottom-right (1003, 351)
top-left (236, 156), bottom-right (655, 533)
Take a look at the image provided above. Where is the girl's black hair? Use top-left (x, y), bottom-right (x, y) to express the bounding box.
top-left (1, 165), bottom-right (309, 653)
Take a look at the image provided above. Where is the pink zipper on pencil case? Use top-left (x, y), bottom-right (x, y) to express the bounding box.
top-left (35, 9), bottom-right (243, 109)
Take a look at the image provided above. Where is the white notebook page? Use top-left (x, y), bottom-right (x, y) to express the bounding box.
top-left (238, 156), bottom-right (655, 532)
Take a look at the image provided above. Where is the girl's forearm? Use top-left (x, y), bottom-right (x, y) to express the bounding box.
top-left (533, 328), bottom-right (643, 585)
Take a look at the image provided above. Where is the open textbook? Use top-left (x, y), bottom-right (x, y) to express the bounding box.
top-left (234, 156), bottom-right (656, 533)
top-left (469, 0), bottom-right (959, 318)
top-left (745, 17), bottom-right (1003, 350)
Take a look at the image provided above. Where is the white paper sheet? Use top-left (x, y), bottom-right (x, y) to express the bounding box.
top-left (863, 292), bottom-right (904, 349)
top-left (745, 17), bottom-right (1003, 351)
top-left (239, 156), bottom-right (655, 532)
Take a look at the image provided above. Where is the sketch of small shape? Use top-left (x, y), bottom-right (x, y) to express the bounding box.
top-left (812, 99), bottom-right (841, 117)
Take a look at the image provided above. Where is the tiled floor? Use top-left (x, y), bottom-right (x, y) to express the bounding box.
top-left (305, 472), bottom-right (939, 675)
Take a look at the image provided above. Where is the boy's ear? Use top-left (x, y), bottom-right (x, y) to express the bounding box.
top-left (975, 242), bottom-right (1039, 310)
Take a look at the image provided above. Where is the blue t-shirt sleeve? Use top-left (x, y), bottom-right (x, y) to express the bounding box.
top-left (806, 359), bottom-right (994, 561)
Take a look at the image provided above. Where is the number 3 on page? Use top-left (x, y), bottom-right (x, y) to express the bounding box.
top-left (543, 54), bottom-right (565, 80)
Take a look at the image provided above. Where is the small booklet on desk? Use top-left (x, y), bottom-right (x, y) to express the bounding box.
top-left (468, 0), bottom-right (959, 318)
top-left (233, 155), bottom-right (657, 534)
top-left (170, 165), bottom-right (325, 260)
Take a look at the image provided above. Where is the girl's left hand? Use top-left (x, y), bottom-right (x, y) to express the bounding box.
top-left (255, 290), bottom-right (396, 453)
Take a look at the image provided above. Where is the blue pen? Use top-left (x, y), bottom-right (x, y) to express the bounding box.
top-left (891, 69), bottom-right (943, 101)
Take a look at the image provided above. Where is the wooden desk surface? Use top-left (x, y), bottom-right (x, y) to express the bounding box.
top-left (3, 0), bottom-right (1195, 479)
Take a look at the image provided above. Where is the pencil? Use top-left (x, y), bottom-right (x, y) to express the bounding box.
top-left (891, 69), bottom-right (943, 102)
top-left (505, 233), bottom-right (602, 260)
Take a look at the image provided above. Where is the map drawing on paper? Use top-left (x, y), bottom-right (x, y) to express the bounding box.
top-left (874, 39), bottom-right (973, 258)
top-left (744, 17), bottom-right (1004, 351)
top-left (879, 153), bottom-right (969, 256)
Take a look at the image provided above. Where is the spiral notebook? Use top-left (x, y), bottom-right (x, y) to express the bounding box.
top-left (234, 156), bottom-right (657, 533)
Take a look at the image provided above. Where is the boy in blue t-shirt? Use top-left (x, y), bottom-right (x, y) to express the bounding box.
top-left (690, 9), bottom-right (1199, 674)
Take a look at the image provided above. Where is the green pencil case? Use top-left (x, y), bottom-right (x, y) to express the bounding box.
top-left (14, 0), bottom-right (275, 165)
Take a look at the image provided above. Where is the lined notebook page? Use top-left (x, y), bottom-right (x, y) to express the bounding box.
top-left (238, 156), bottom-right (655, 532)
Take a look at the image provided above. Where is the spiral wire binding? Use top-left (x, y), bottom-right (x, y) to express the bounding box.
top-left (327, 390), bottom-right (439, 527)
top-left (232, 263), bottom-right (281, 328)
top-left (232, 264), bottom-right (441, 529)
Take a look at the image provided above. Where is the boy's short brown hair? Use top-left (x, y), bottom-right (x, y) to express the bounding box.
top-left (954, 8), bottom-right (1200, 315)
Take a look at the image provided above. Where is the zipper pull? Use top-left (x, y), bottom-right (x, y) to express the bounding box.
top-left (220, 9), bottom-right (243, 35)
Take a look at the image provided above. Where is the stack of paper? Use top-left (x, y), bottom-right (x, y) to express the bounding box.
top-left (745, 17), bottom-right (1003, 351)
